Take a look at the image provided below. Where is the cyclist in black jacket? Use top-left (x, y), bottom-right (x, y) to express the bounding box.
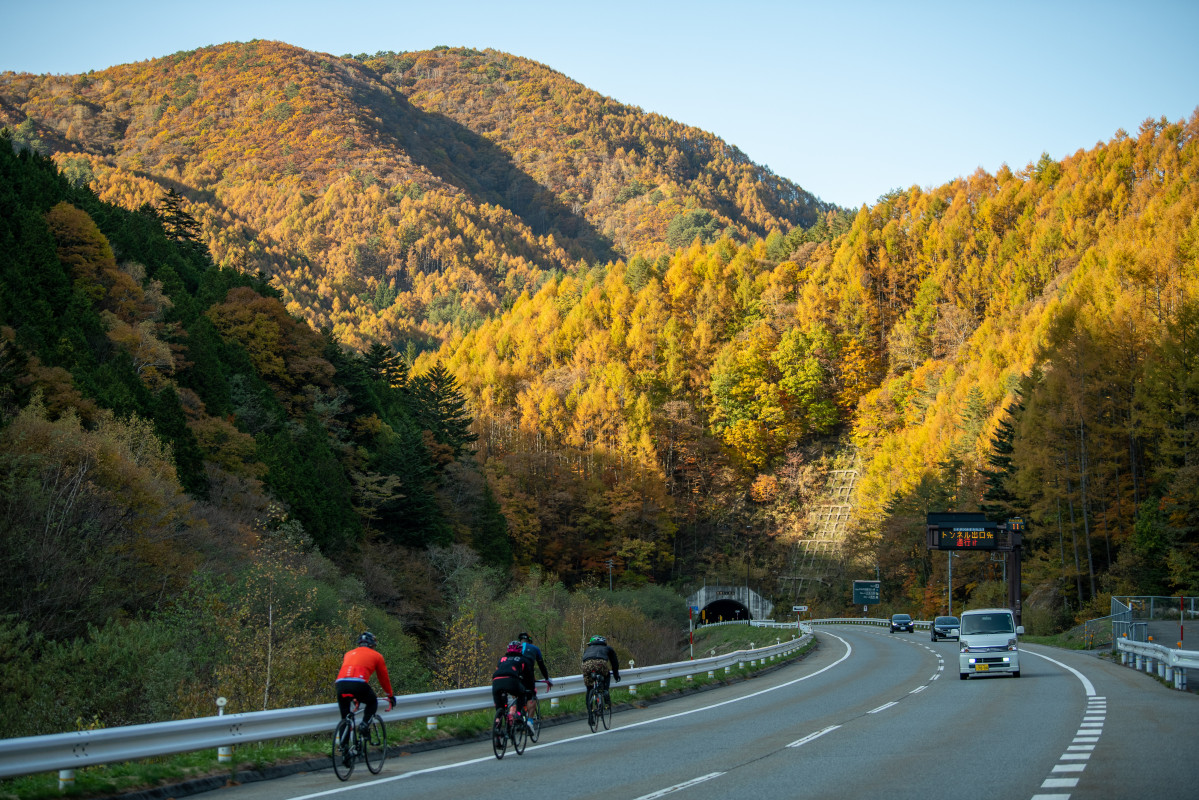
top-left (581, 635), bottom-right (621, 703)
top-left (492, 642), bottom-right (532, 723)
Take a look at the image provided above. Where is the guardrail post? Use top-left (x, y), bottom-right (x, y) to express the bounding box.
top-left (216, 697), bottom-right (232, 764)
top-left (551, 696), bottom-right (560, 709)
top-left (426, 716), bottom-right (438, 731)
top-left (57, 770), bottom-right (73, 791)
top-left (1165, 663), bottom-right (1174, 682)
top-left (708, 669), bottom-right (715, 679)
top-left (628, 660), bottom-right (637, 696)
top-left (1135, 653), bottom-right (1143, 670)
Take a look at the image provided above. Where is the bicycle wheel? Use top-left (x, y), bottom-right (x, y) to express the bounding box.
top-left (332, 718), bottom-right (355, 781)
top-left (601, 689), bottom-right (613, 730)
top-left (364, 716), bottom-right (387, 774)
top-left (586, 686), bottom-right (599, 732)
top-left (491, 712), bottom-right (507, 760)
top-left (526, 697), bottom-right (540, 743)
top-left (512, 716), bottom-right (528, 755)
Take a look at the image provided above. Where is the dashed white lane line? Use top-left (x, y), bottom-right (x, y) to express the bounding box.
top-left (1025, 648), bottom-right (1105, 800)
top-left (867, 701), bottom-right (898, 714)
top-left (787, 725), bottom-right (840, 748)
top-left (632, 772), bottom-right (726, 800)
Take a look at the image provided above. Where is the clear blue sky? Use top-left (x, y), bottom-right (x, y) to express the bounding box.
top-left (3, 0), bottom-right (1197, 209)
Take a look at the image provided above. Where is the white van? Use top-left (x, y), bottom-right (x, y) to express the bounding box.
top-left (958, 608), bottom-right (1023, 679)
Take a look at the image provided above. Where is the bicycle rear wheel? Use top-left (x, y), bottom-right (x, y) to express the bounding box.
top-left (586, 687), bottom-right (599, 732)
top-left (512, 716), bottom-right (528, 755)
top-left (364, 716), bottom-right (387, 774)
top-left (332, 718), bottom-right (355, 780)
top-left (601, 689), bottom-right (613, 730)
top-left (491, 713), bottom-right (507, 759)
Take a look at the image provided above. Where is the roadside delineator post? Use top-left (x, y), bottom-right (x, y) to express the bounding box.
top-left (217, 697), bottom-right (232, 764)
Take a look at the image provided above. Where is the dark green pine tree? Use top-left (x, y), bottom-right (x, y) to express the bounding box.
top-left (364, 342), bottom-right (408, 389)
top-left (472, 481), bottom-right (513, 569)
top-left (156, 188), bottom-right (203, 249)
top-left (152, 385), bottom-right (208, 496)
top-left (979, 400), bottom-right (1022, 521)
top-left (411, 362), bottom-right (477, 464)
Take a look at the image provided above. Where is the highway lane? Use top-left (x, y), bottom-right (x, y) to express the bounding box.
top-left (206, 626), bottom-right (1198, 800)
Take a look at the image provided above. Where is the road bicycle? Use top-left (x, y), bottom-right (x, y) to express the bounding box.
top-left (525, 679), bottom-right (551, 743)
top-left (491, 692), bottom-right (529, 760)
top-left (584, 667), bottom-right (612, 732)
top-left (332, 697), bottom-right (390, 780)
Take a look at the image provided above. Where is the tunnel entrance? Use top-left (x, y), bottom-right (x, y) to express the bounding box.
top-left (702, 599), bottom-right (751, 623)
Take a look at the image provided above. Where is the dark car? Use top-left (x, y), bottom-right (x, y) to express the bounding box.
top-left (890, 613), bottom-right (914, 633)
top-left (931, 615), bottom-right (960, 641)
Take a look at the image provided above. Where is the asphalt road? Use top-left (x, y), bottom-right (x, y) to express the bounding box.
top-left (208, 626), bottom-right (1199, 800)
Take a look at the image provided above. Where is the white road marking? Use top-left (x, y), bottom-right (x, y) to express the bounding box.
top-left (631, 772), bottom-right (725, 800)
top-left (787, 725), bottom-right (841, 748)
top-left (1021, 653), bottom-right (1106, 800)
top-left (1042, 778), bottom-right (1079, 788)
top-left (867, 702), bottom-right (897, 714)
top-left (1052, 763), bottom-right (1086, 773)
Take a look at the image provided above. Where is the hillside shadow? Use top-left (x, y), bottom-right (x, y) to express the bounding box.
top-left (348, 77), bottom-right (618, 266)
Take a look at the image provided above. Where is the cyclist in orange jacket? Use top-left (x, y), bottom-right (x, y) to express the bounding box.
top-left (335, 631), bottom-right (396, 732)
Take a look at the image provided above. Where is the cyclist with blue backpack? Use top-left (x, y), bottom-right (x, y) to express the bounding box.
top-left (518, 632), bottom-right (552, 693)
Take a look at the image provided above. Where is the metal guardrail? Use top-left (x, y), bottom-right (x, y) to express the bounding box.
top-left (0, 634), bottom-right (810, 780)
top-left (1115, 637), bottom-right (1199, 691)
top-left (809, 617), bottom-right (932, 630)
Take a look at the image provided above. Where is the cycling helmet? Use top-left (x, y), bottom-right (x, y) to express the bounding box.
top-left (506, 641), bottom-right (523, 654)
top-left (518, 632), bottom-right (532, 642)
top-left (357, 631), bottom-right (377, 648)
top-left (589, 635), bottom-right (606, 645)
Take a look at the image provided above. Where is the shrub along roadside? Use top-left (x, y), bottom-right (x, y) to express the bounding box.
top-left (2, 627), bottom-right (811, 800)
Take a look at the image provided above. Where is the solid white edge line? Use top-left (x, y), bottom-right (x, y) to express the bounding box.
top-left (631, 771), bottom-right (726, 800)
top-left (290, 632), bottom-right (859, 800)
top-left (1021, 649), bottom-right (1096, 696)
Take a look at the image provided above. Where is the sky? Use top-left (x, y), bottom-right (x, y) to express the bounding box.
top-left (2, 0), bottom-right (1197, 209)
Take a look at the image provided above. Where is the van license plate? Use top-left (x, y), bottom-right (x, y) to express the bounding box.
top-left (975, 664), bottom-right (989, 672)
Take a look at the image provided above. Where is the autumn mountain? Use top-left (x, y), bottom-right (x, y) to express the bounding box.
top-left (0, 40), bottom-right (831, 353)
top-left (2, 36), bottom-right (1197, 660)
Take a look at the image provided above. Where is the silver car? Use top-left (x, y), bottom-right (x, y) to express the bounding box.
top-left (931, 615), bottom-right (960, 641)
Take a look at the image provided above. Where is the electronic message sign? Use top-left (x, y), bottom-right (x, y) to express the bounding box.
top-left (938, 527), bottom-right (998, 550)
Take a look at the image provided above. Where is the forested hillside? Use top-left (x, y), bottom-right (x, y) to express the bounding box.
top-left (435, 113), bottom-right (1199, 628)
top-left (0, 40), bottom-right (831, 357)
top-left (0, 137), bottom-right (688, 737)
